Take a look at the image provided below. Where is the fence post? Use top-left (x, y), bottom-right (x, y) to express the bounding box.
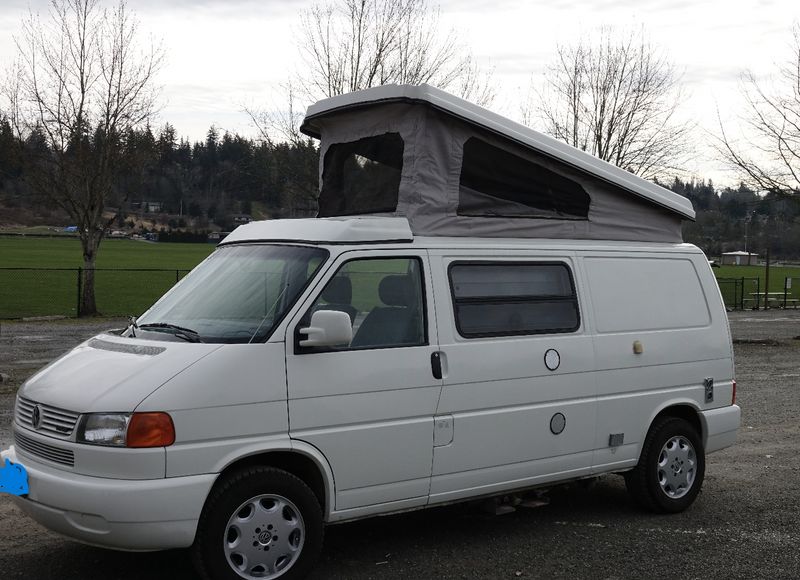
top-left (176, 269), bottom-right (179, 284)
top-left (739, 276), bottom-right (744, 310)
top-left (76, 267), bottom-right (82, 318)
top-left (755, 278), bottom-right (761, 309)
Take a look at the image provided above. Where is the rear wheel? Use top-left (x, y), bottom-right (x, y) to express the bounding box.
top-left (193, 467), bottom-right (323, 580)
top-left (625, 417), bottom-right (705, 513)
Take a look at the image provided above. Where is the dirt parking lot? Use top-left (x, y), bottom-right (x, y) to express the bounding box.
top-left (1, 311), bottom-right (799, 579)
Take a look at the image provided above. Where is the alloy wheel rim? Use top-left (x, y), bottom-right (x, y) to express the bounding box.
top-left (656, 435), bottom-right (696, 499)
top-left (223, 494), bottom-right (305, 579)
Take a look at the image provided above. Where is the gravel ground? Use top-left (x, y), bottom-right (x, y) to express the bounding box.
top-left (1, 311), bottom-right (799, 579)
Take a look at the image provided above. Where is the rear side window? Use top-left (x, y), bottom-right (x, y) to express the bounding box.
top-left (318, 133), bottom-right (404, 217)
top-left (585, 257), bottom-right (710, 332)
top-left (449, 262), bottom-right (580, 338)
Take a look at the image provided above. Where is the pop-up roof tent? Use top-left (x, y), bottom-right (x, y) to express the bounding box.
top-left (300, 84), bottom-right (695, 243)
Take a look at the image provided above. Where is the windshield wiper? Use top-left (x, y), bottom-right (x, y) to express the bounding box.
top-left (138, 322), bottom-right (203, 343)
top-left (127, 316), bottom-right (138, 337)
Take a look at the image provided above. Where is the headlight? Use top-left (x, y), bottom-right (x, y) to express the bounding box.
top-left (77, 412), bottom-right (175, 448)
top-left (77, 413), bottom-right (130, 446)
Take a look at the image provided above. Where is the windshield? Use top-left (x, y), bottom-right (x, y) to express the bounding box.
top-left (134, 244), bottom-right (328, 344)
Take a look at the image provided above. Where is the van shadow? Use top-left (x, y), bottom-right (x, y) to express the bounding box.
top-left (308, 475), bottom-right (640, 579)
top-left (1, 476), bottom-right (639, 579)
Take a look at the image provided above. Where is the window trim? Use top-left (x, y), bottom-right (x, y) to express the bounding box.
top-left (294, 255), bottom-right (429, 354)
top-left (447, 260), bottom-right (581, 339)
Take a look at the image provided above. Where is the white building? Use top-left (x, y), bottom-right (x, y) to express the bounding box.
top-left (721, 251), bottom-right (758, 265)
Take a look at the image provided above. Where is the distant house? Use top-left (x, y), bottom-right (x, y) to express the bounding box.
top-left (232, 214), bottom-right (252, 224)
top-left (131, 200), bottom-right (164, 213)
top-left (721, 251), bottom-right (758, 266)
top-left (207, 231), bottom-right (231, 243)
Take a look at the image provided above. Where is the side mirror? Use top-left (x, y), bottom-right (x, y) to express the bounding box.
top-left (299, 310), bottom-right (353, 347)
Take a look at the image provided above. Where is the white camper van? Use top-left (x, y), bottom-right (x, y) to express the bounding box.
top-left (1, 85), bottom-right (740, 580)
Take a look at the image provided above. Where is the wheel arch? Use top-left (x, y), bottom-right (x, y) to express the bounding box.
top-left (213, 442), bottom-right (335, 520)
top-left (647, 402), bottom-right (704, 447)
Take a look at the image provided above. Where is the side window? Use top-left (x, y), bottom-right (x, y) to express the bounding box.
top-left (458, 138), bottom-right (590, 219)
top-left (301, 257), bottom-right (426, 351)
top-left (318, 133), bottom-right (404, 217)
top-left (449, 262), bottom-right (580, 338)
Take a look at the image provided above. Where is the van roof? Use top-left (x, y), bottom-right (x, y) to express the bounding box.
top-left (301, 84), bottom-right (694, 221)
top-left (219, 216), bottom-right (414, 245)
top-left (220, 216), bottom-right (704, 251)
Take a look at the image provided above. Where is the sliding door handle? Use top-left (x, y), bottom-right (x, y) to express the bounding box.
top-left (431, 351), bottom-right (443, 380)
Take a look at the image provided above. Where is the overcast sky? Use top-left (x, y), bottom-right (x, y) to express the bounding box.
top-left (1, 0), bottom-right (799, 186)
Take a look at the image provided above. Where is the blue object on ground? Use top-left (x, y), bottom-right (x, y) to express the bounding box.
top-left (0, 458), bottom-right (29, 496)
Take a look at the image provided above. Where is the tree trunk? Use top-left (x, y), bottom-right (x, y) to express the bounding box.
top-left (80, 233), bottom-right (101, 316)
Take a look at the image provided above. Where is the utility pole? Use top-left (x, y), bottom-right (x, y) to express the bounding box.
top-left (764, 247), bottom-right (771, 309)
top-left (744, 218), bottom-right (749, 252)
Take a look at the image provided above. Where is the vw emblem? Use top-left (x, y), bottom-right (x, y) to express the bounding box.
top-left (32, 404), bottom-right (43, 430)
top-left (257, 530), bottom-right (272, 545)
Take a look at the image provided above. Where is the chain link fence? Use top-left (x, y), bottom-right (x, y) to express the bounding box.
top-left (716, 276), bottom-right (799, 310)
top-left (4, 267), bottom-right (799, 319)
top-left (716, 277), bottom-right (760, 310)
top-left (0, 268), bottom-right (190, 319)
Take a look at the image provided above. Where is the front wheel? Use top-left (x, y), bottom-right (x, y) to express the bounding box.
top-left (625, 417), bottom-right (705, 513)
top-left (193, 467), bottom-right (324, 580)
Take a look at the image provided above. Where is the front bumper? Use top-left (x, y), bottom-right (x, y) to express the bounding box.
top-left (1, 445), bottom-right (216, 551)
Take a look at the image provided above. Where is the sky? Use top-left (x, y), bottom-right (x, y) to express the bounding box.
top-left (1, 0), bottom-right (799, 187)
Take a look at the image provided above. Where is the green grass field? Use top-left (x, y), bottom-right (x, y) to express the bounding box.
top-left (0, 237), bottom-right (214, 269)
top-left (713, 264), bottom-right (800, 308)
top-left (0, 237), bottom-right (215, 318)
top-left (714, 264), bottom-right (800, 292)
top-left (3, 237), bottom-right (800, 318)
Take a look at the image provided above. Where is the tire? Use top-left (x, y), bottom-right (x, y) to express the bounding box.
top-left (625, 417), bottom-right (705, 514)
top-left (192, 467), bottom-right (324, 580)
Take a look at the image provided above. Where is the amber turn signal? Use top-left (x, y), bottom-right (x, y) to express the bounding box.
top-left (126, 412), bottom-right (175, 448)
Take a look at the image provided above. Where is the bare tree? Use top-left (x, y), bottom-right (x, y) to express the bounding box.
top-left (718, 25), bottom-right (800, 196)
top-left (528, 28), bottom-right (690, 180)
top-left (297, 0), bottom-right (494, 104)
top-left (245, 0), bottom-right (493, 181)
top-left (4, 0), bottom-right (162, 315)
top-left (245, 81), bottom-right (307, 147)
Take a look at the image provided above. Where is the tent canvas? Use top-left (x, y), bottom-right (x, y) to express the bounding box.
top-left (301, 84), bottom-right (694, 243)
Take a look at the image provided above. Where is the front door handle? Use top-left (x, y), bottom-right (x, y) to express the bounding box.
top-left (431, 351), bottom-right (443, 380)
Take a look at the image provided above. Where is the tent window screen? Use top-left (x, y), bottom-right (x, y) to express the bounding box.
top-left (318, 133), bottom-right (404, 216)
top-left (449, 262), bottom-right (580, 337)
top-left (458, 138), bottom-right (590, 219)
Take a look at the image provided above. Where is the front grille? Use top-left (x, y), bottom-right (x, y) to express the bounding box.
top-left (14, 430), bottom-right (75, 467)
top-left (15, 397), bottom-right (80, 439)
